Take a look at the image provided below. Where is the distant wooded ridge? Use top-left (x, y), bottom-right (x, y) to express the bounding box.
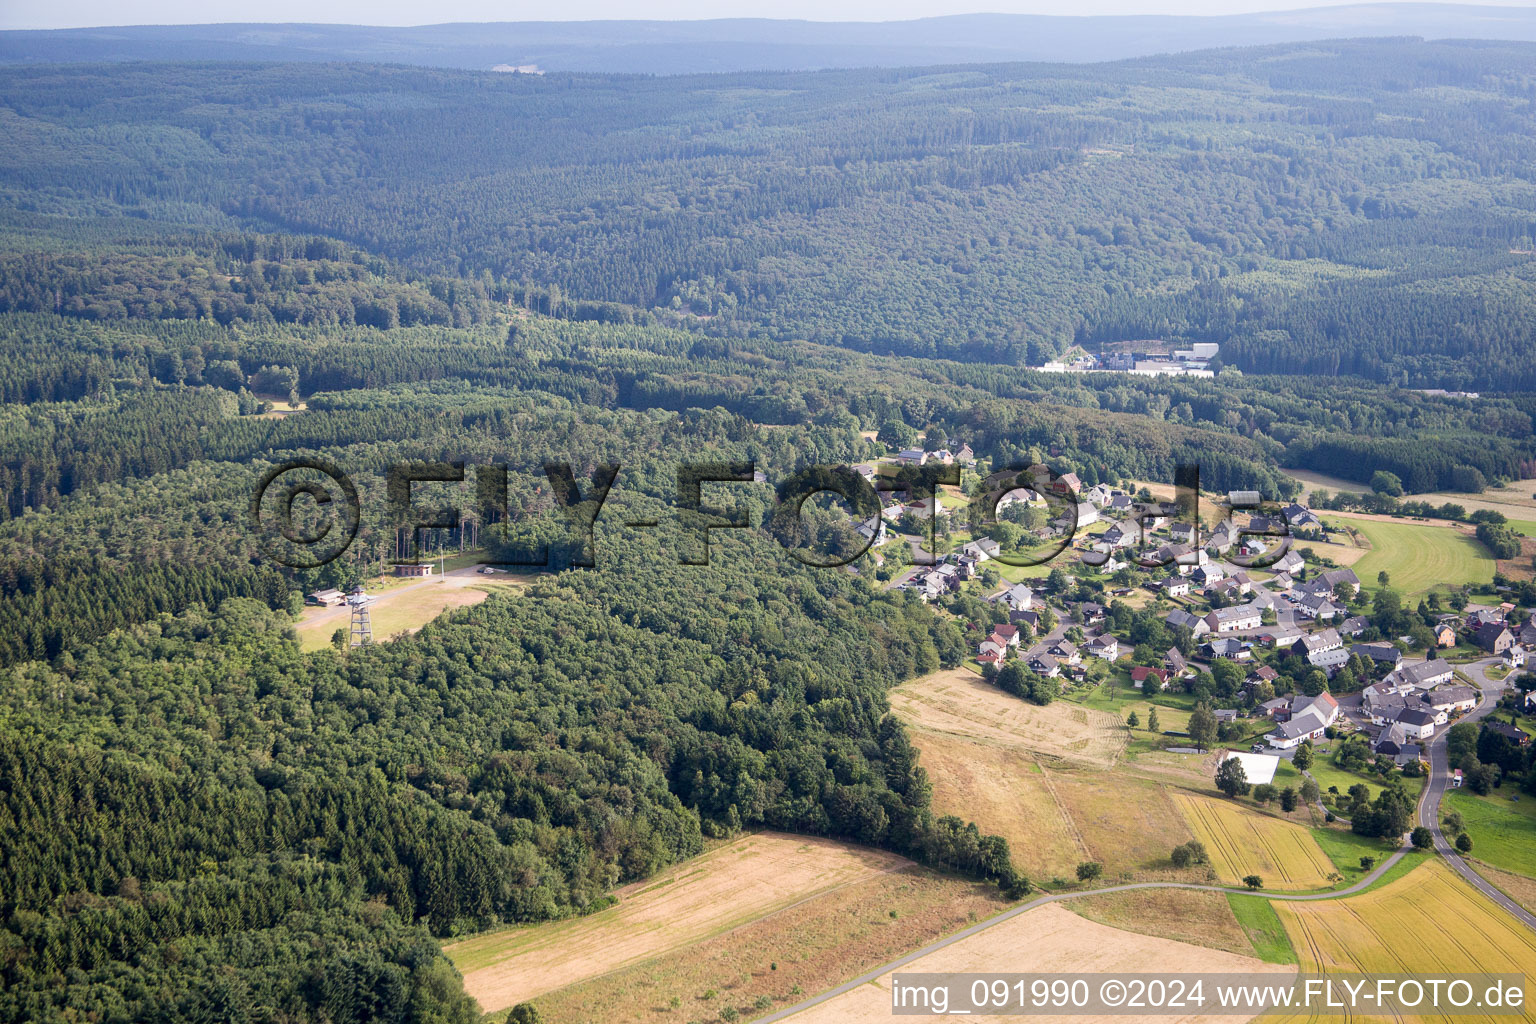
top-left (5, 4), bottom-right (1536, 72)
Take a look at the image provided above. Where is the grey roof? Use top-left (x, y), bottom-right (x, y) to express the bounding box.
top-left (1401, 659), bottom-right (1455, 686)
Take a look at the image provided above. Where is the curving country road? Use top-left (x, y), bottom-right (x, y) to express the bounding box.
top-left (1418, 656), bottom-right (1536, 930)
top-left (754, 654), bottom-right (1533, 1024)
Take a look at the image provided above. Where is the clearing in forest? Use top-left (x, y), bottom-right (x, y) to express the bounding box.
top-left (294, 571), bottom-right (527, 651)
top-left (785, 902), bottom-right (1289, 1023)
top-left (890, 668), bottom-right (1126, 768)
top-left (1273, 858), bottom-right (1536, 1023)
top-left (444, 832), bottom-right (909, 1014)
top-left (1171, 792), bottom-right (1336, 890)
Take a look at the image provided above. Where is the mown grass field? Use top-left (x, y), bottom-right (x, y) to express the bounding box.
top-left (1226, 894), bottom-right (1297, 964)
top-left (1066, 888), bottom-right (1254, 956)
top-left (1323, 515), bottom-right (1493, 595)
top-left (445, 832), bottom-right (910, 1014)
top-left (1444, 788), bottom-right (1536, 879)
top-left (1171, 792), bottom-right (1337, 890)
top-left (1048, 771), bottom-right (1196, 881)
top-left (1307, 758), bottom-right (1427, 807)
top-left (1273, 858), bottom-right (1536, 1023)
top-left (1307, 826), bottom-right (1402, 886)
top-left (905, 728), bottom-right (1087, 880)
top-left (890, 668), bottom-right (1127, 769)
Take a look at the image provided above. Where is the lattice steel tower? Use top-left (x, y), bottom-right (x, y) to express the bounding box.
top-left (348, 586), bottom-right (373, 647)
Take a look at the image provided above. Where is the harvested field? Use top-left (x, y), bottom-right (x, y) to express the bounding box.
top-left (1172, 793), bottom-right (1337, 890)
top-left (446, 832), bottom-right (909, 1013)
top-left (1048, 770), bottom-right (1195, 879)
top-left (908, 729), bottom-right (1086, 879)
top-left (1065, 888), bottom-right (1253, 956)
top-left (529, 870), bottom-right (1006, 1024)
top-left (891, 668), bottom-right (1127, 768)
top-left (1281, 468), bottom-right (1367, 499)
top-left (1273, 859), bottom-right (1536, 1023)
top-left (785, 903), bottom-right (1289, 1024)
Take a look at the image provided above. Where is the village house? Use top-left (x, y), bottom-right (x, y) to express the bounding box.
top-left (1295, 591), bottom-right (1344, 621)
top-left (1153, 578), bottom-right (1192, 599)
top-left (1292, 628), bottom-right (1343, 659)
top-left (1477, 622), bottom-right (1515, 655)
top-left (1338, 615), bottom-right (1370, 638)
top-left (961, 538), bottom-right (1001, 562)
top-left (1163, 647), bottom-right (1191, 678)
top-left (1428, 685), bottom-right (1478, 715)
top-left (997, 583), bottom-right (1034, 611)
top-left (1165, 608), bottom-right (1211, 637)
top-left (1486, 722), bottom-right (1530, 748)
top-left (1202, 637), bottom-right (1251, 661)
top-left (1026, 650), bottom-right (1061, 677)
top-left (1258, 697), bottom-right (1291, 719)
top-left (1390, 658), bottom-right (1457, 691)
top-left (1270, 549), bottom-right (1305, 575)
top-left (1048, 638), bottom-right (1081, 665)
top-left (1350, 641), bottom-right (1403, 671)
top-left (1131, 665), bottom-right (1168, 691)
top-left (1204, 604), bottom-right (1263, 633)
top-left (1085, 633), bottom-right (1120, 660)
top-left (1267, 692), bottom-right (1339, 748)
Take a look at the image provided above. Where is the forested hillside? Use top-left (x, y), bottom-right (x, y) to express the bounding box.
top-left (3, 35), bottom-right (1536, 1023)
top-left (3, 39), bottom-right (1536, 386)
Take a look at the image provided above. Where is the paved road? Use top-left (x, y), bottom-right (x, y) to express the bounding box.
top-left (1418, 657), bottom-right (1536, 930)
top-left (757, 655), bottom-right (1534, 1024)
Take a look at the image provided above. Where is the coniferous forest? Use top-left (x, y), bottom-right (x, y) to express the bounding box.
top-left (1, 33), bottom-right (1536, 1023)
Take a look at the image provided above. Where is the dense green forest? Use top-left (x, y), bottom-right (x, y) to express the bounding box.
top-left (3, 35), bottom-right (1536, 1023)
top-left (3, 39), bottom-right (1536, 386)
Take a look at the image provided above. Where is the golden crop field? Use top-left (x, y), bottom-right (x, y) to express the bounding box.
top-left (445, 832), bottom-right (910, 1014)
top-left (890, 668), bottom-right (1127, 768)
top-left (1172, 792), bottom-right (1337, 890)
top-left (1273, 859), bottom-right (1536, 1023)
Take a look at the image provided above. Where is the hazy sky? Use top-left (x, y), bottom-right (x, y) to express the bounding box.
top-left (5, 0), bottom-right (1532, 32)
